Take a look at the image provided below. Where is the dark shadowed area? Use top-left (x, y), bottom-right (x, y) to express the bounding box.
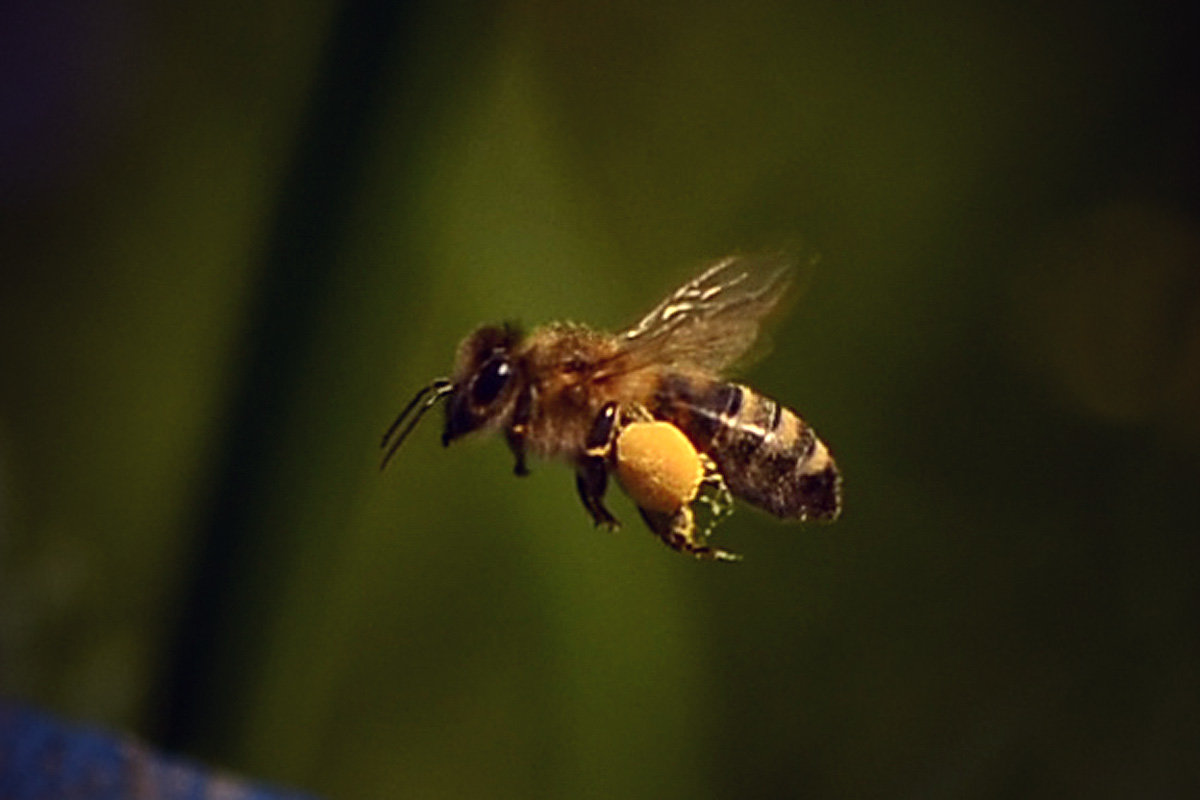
top-left (2, 2), bottom-right (1198, 797)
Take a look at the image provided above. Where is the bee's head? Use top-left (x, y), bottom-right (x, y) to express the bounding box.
top-left (442, 322), bottom-right (524, 446)
top-left (379, 322), bottom-right (524, 471)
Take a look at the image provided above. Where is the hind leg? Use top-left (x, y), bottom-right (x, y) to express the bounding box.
top-left (636, 506), bottom-right (741, 562)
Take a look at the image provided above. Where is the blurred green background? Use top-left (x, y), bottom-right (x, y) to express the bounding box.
top-left (3, 1), bottom-right (1199, 797)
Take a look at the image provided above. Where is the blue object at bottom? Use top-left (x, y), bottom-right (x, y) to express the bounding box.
top-left (0, 702), bottom-right (316, 800)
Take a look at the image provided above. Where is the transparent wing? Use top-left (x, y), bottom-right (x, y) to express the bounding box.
top-left (605, 252), bottom-right (798, 375)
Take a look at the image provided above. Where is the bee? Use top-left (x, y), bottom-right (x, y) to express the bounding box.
top-left (380, 254), bottom-right (842, 560)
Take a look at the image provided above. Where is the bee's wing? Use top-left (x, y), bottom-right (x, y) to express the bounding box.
top-left (605, 253), bottom-right (798, 374)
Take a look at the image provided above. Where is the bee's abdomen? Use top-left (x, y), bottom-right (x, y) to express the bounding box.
top-left (654, 376), bottom-right (841, 521)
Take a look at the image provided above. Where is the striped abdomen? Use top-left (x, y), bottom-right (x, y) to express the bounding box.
top-left (651, 374), bottom-right (841, 521)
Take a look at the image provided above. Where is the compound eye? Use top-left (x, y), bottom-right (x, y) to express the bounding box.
top-left (471, 357), bottom-right (512, 405)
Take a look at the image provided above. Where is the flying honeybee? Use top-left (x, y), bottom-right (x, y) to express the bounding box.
top-left (381, 254), bottom-right (841, 560)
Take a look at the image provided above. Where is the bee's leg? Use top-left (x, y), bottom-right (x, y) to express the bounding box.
top-left (505, 383), bottom-right (536, 476)
top-left (576, 463), bottom-right (619, 530)
top-left (575, 401), bottom-right (621, 530)
top-left (506, 431), bottom-right (529, 477)
top-left (637, 506), bottom-right (742, 562)
top-left (694, 454), bottom-right (735, 539)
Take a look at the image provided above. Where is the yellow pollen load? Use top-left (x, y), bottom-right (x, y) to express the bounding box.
top-left (614, 421), bottom-right (705, 514)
